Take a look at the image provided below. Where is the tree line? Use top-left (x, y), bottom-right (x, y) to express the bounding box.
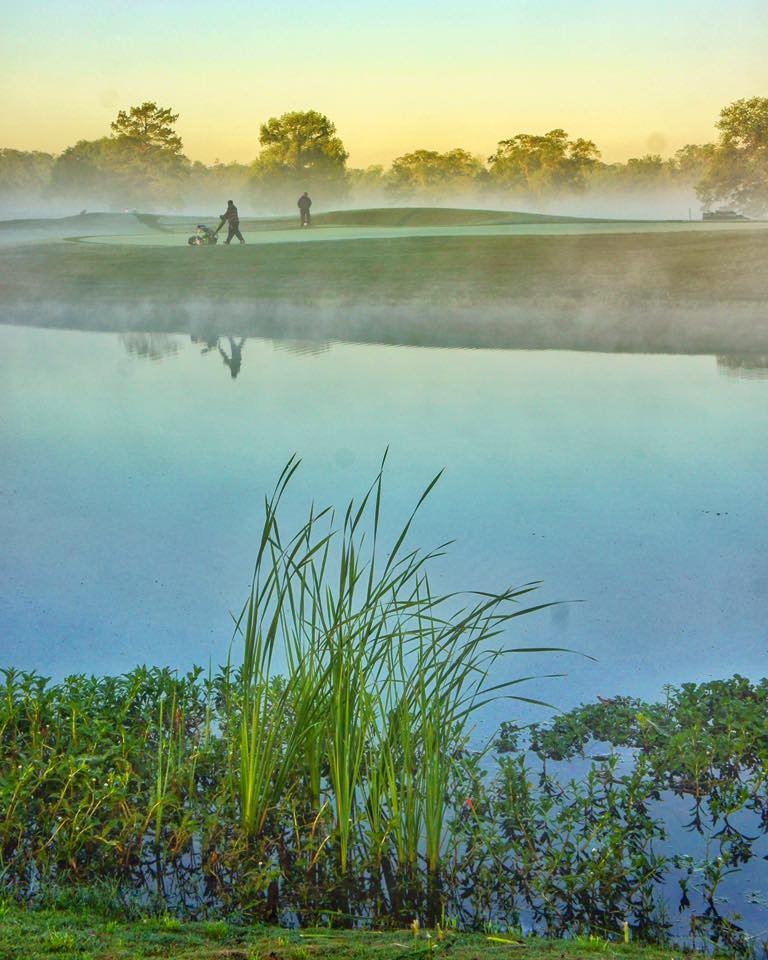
top-left (1, 98), bottom-right (766, 214)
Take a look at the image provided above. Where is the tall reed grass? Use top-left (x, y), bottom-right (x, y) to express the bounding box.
top-left (229, 456), bottom-right (564, 919)
top-left (0, 457), bottom-right (572, 926)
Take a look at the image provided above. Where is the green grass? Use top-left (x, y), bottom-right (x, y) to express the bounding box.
top-left (0, 906), bottom-right (709, 960)
top-left (138, 206), bottom-right (608, 233)
top-left (309, 207), bottom-right (600, 227)
top-left (2, 225), bottom-right (768, 355)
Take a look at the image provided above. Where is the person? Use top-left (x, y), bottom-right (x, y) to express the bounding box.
top-left (298, 192), bottom-right (312, 227)
top-left (219, 200), bottom-right (245, 244)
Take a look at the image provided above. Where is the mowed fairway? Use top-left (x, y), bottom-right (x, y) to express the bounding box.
top-left (1, 208), bottom-right (767, 354)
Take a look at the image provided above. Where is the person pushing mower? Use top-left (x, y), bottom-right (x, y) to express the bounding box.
top-left (218, 200), bottom-right (245, 244)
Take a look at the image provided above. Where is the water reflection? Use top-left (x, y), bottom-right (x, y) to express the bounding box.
top-left (717, 354), bottom-right (768, 380)
top-left (190, 335), bottom-right (219, 355)
top-left (273, 339), bottom-right (330, 357)
top-left (217, 337), bottom-right (246, 379)
top-left (190, 334), bottom-right (248, 379)
top-left (120, 332), bottom-right (181, 361)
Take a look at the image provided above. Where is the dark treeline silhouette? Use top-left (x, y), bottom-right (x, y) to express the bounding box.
top-left (2, 98), bottom-right (767, 216)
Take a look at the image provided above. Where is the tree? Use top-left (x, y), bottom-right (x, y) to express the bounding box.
top-left (0, 149), bottom-right (55, 211)
top-left (673, 143), bottom-right (716, 182)
top-left (108, 101), bottom-right (188, 205)
top-left (347, 164), bottom-right (388, 204)
top-left (110, 102), bottom-right (184, 157)
top-left (388, 148), bottom-right (484, 198)
top-left (47, 103), bottom-right (189, 210)
top-left (250, 110), bottom-right (348, 203)
top-left (697, 97), bottom-right (768, 215)
top-left (49, 138), bottom-right (125, 206)
top-left (185, 160), bottom-right (252, 211)
top-left (488, 129), bottom-right (600, 195)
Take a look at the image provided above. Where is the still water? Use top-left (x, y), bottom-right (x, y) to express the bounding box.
top-left (1, 323), bottom-right (766, 717)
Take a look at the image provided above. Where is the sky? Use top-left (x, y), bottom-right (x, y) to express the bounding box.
top-left (1, 0), bottom-right (766, 168)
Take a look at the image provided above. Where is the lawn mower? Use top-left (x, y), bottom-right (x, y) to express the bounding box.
top-left (187, 222), bottom-right (222, 246)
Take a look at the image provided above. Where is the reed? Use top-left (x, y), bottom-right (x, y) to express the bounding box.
top-left (229, 456), bottom-right (565, 916)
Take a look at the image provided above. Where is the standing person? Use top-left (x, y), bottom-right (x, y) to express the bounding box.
top-left (219, 200), bottom-right (245, 244)
top-left (298, 192), bottom-right (312, 227)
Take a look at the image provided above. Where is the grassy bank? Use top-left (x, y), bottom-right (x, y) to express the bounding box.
top-left (0, 907), bottom-right (708, 960)
top-left (1, 217), bottom-right (768, 354)
top-left (3, 229), bottom-right (767, 308)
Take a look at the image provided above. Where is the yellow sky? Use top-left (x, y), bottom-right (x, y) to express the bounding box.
top-left (1, 0), bottom-right (766, 166)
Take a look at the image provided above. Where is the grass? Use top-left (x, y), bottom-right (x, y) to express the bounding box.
top-left (0, 906), bottom-right (712, 960)
top-left (302, 207), bottom-right (602, 227)
top-left (2, 222), bottom-right (768, 355)
top-left (131, 207), bottom-right (614, 233)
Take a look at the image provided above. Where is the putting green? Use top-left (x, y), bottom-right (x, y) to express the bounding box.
top-left (0, 212), bottom-right (162, 247)
top-left (71, 216), bottom-right (768, 247)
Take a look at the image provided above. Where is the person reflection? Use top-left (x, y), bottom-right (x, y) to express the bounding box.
top-left (218, 337), bottom-right (246, 379)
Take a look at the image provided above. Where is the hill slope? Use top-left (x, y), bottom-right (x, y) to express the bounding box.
top-left (311, 206), bottom-right (600, 227)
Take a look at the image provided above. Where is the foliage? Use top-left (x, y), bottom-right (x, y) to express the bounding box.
top-left (250, 110), bottom-right (349, 204)
top-left (497, 676), bottom-right (768, 951)
top-left (388, 149), bottom-right (485, 199)
top-left (697, 97), bottom-right (768, 215)
top-left (487, 129), bottom-right (601, 195)
top-left (3, 97), bottom-right (766, 213)
top-left (46, 103), bottom-right (189, 210)
top-left (0, 459), bottom-right (562, 928)
top-left (0, 149), bottom-right (55, 207)
top-left (2, 463), bottom-right (767, 948)
top-left (110, 102), bottom-right (184, 158)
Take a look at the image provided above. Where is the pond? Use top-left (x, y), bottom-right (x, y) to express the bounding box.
top-left (3, 317), bottom-right (768, 940)
top-left (2, 321), bottom-right (766, 717)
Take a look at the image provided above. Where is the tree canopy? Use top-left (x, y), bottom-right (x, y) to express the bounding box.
top-left (697, 97), bottom-right (768, 215)
top-left (253, 111), bottom-right (347, 177)
top-left (110, 102), bottom-right (184, 158)
top-left (2, 97), bottom-right (766, 215)
top-left (488, 129), bottom-right (600, 194)
top-left (388, 149), bottom-right (485, 198)
top-left (47, 103), bottom-right (189, 209)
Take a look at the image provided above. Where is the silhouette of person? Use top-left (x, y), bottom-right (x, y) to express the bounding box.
top-left (219, 200), bottom-right (245, 244)
top-left (218, 337), bottom-right (245, 378)
top-left (298, 192), bottom-right (312, 227)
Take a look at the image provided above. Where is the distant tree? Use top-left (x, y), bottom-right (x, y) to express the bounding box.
top-left (0, 149), bottom-right (55, 208)
top-left (697, 97), bottom-right (768, 215)
top-left (48, 103), bottom-right (189, 209)
top-left (347, 164), bottom-right (388, 204)
top-left (250, 110), bottom-right (348, 204)
top-left (488, 129), bottom-right (600, 195)
top-left (673, 143), bottom-right (716, 182)
top-left (108, 101), bottom-right (188, 205)
top-left (388, 148), bottom-right (484, 198)
top-left (600, 154), bottom-right (675, 191)
top-left (186, 159), bottom-right (252, 209)
top-left (49, 138), bottom-right (125, 206)
top-left (348, 164), bottom-right (386, 187)
top-left (110, 102), bottom-right (184, 158)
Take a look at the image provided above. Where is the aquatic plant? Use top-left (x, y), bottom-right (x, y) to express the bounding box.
top-left (2, 462), bottom-right (767, 946)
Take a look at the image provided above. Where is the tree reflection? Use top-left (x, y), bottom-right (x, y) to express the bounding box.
top-left (716, 354), bottom-right (768, 380)
top-left (120, 333), bottom-right (181, 361)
